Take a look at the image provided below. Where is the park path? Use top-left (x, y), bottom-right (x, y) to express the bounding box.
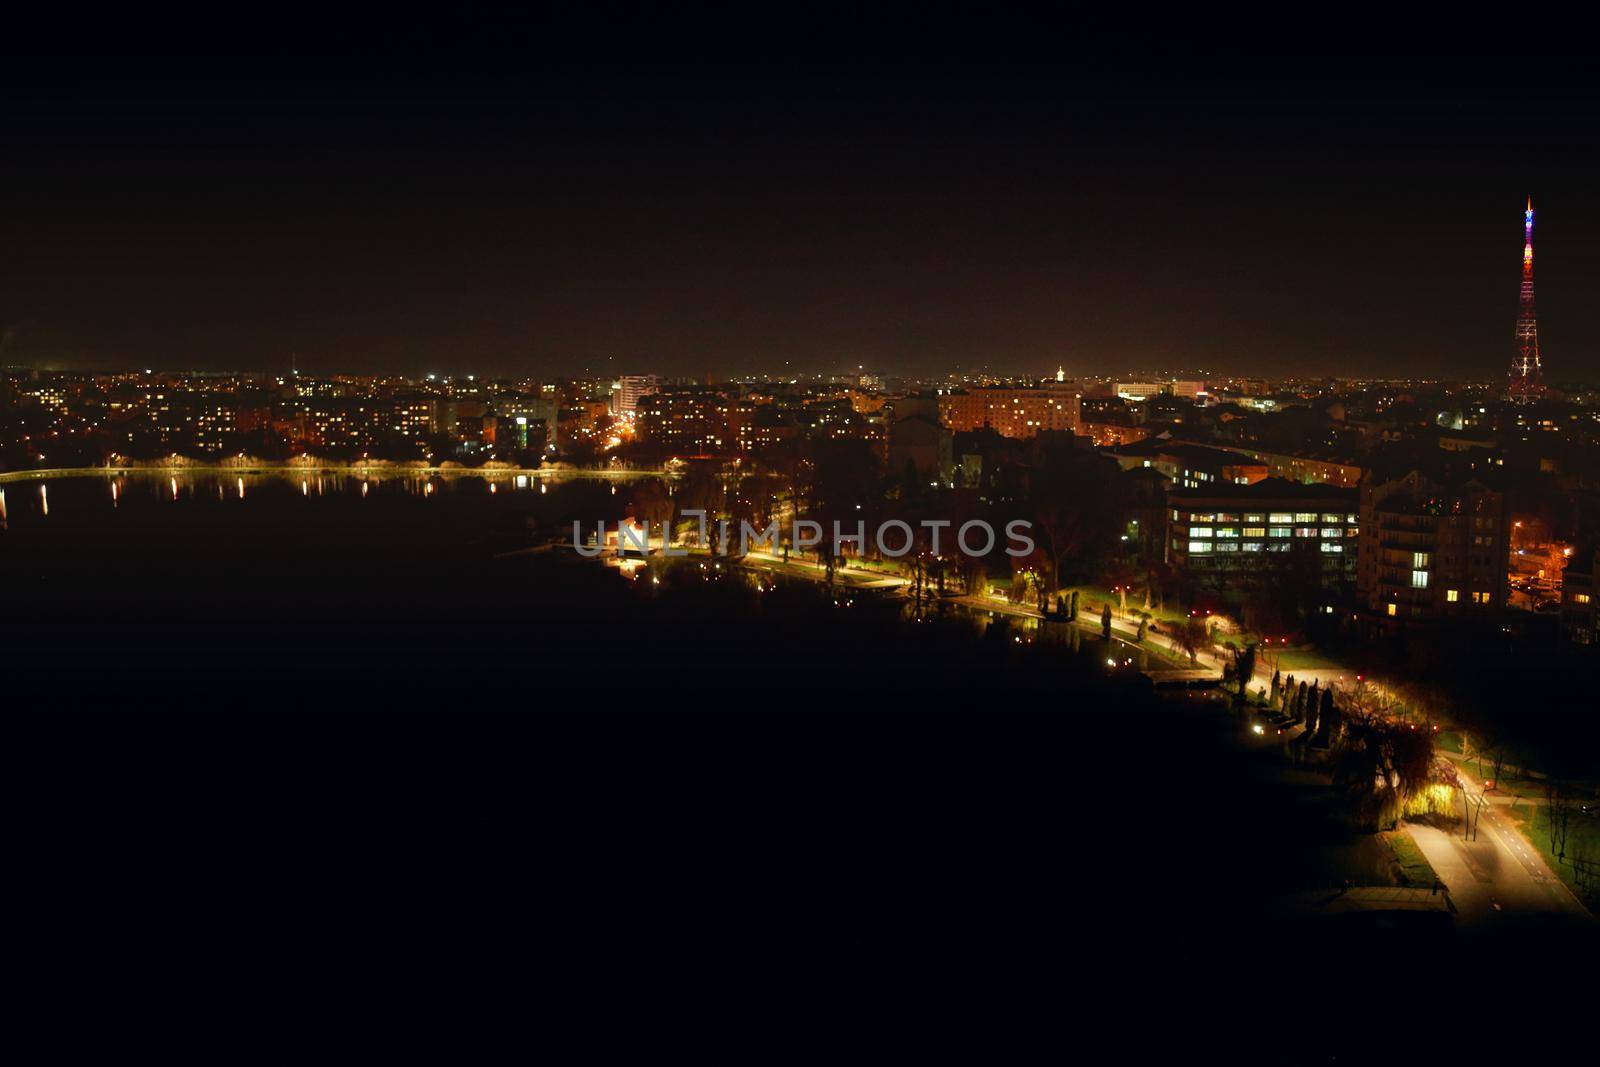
top-left (1402, 756), bottom-right (1590, 923)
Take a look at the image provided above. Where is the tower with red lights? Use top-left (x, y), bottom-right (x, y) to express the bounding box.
top-left (1508, 197), bottom-right (1543, 402)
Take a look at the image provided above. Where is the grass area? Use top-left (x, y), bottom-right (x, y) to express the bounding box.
top-left (1384, 830), bottom-right (1440, 888)
top-left (1501, 803), bottom-right (1600, 909)
top-left (1270, 649), bottom-right (1343, 672)
top-left (1062, 585), bottom-right (1190, 626)
top-left (1121, 638), bottom-right (1192, 670)
top-left (1443, 753), bottom-right (1554, 799)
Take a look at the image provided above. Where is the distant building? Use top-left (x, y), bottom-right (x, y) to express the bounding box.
top-left (937, 384), bottom-right (1079, 439)
top-left (1112, 380), bottom-right (1206, 401)
top-left (493, 393), bottom-right (560, 450)
top-left (1107, 440), bottom-right (1268, 489)
top-left (636, 386), bottom-right (729, 456)
top-left (1080, 415), bottom-right (1152, 448)
top-left (888, 414), bottom-right (952, 484)
top-left (1223, 445), bottom-right (1365, 488)
top-left (1355, 471), bottom-right (1510, 625)
top-left (611, 375), bottom-right (661, 415)
top-left (391, 394), bottom-right (434, 446)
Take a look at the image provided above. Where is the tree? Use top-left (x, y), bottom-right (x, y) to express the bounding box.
top-left (1023, 445), bottom-right (1126, 607)
top-left (1135, 617), bottom-right (1148, 644)
top-left (1270, 668), bottom-right (1281, 705)
top-left (802, 438), bottom-right (883, 588)
top-left (1331, 715), bottom-right (1440, 831)
top-left (1100, 603), bottom-right (1112, 641)
top-left (628, 479), bottom-right (677, 539)
top-left (1315, 688), bottom-right (1338, 746)
top-left (1175, 616), bottom-right (1212, 664)
top-left (1233, 644), bottom-right (1257, 708)
top-left (1545, 780), bottom-right (1575, 860)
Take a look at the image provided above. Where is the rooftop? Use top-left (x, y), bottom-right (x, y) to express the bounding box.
top-left (1168, 476), bottom-right (1357, 504)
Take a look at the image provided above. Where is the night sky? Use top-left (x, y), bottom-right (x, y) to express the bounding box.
top-left (4, 44), bottom-right (1600, 382)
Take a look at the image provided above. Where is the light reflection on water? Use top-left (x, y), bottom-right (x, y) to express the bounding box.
top-left (0, 471), bottom-right (659, 527)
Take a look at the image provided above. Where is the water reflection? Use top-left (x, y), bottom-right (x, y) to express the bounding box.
top-left (0, 470), bottom-right (663, 529)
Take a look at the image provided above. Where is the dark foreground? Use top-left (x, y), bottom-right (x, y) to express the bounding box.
top-left (8, 483), bottom-right (1598, 1059)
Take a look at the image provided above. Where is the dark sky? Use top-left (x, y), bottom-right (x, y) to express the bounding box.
top-left (4, 40), bottom-right (1600, 382)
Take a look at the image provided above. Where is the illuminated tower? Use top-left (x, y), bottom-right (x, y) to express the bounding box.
top-left (1508, 197), bottom-right (1543, 402)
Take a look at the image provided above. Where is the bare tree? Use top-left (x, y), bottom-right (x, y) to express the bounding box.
top-left (1488, 748), bottom-right (1506, 792)
top-left (1545, 780), bottom-right (1574, 861)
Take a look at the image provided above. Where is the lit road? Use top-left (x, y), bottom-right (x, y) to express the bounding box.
top-left (1403, 758), bottom-right (1591, 923)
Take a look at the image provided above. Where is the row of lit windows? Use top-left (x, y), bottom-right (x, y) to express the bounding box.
top-left (1388, 590), bottom-right (1491, 614)
top-left (1188, 541), bottom-right (1347, 554)
top-left (1189, 526), bottom-right (1353, 539)
top-left (1176, 511), bottom-right (1356, 525)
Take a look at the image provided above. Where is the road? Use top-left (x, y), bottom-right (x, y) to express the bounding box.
top-left (1402, 758), bottom-right (1590, 923)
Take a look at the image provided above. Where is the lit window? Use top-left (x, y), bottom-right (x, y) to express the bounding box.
top-left (1215, 528), bottom-right (1239, 538)
top-left (1269, 527), bottom-right (1291, 538)
top-left (1386, 603), bottom-right (1397, 616)
top-left (1268, 513), bottom-right (1293, 524)
top-left (1243, 527), bottom-right (1266, 538)
top-left (1295, 512), bottom-right (1317, 523)
top-left (1189, 526), bottom-right (1213, 538)
top-left (1321, 543), bottom-right (1344, 553)
top-left (1189, 541), bottom-right (1213, 554)
top-left (1412, 570), bottom-right (1429, 588)
top-left (1574, 593), bottom-right (1591, 605)
top-left (1446, 589), bottom-right (1459, 602)
top-left (1412, 551), bottom-right (1431, 568)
